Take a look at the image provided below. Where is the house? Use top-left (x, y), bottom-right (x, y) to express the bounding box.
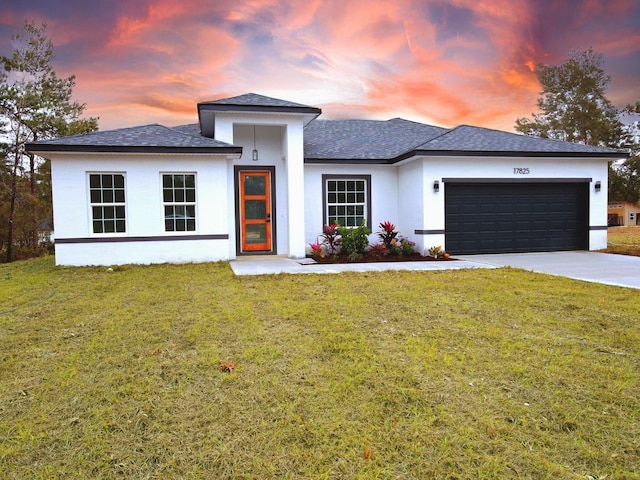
top-left (608, 201), bottom-right (640, 226)
top-left (26, 93), bottom-right (627, 266)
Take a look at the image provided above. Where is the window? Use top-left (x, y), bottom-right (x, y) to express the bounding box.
top-left (89, 173), bottom-right (126, 234)
top-left (163, 174), bottom-right (196, 231)
top-left (323, 175), bottom-right (371, 227)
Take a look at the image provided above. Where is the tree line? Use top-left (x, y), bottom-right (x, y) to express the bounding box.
top-left (1, 23), bottom-right (638, 262)
top-left (515, 48), bottom-right (640, 203)
top-left (0, 22), bottom-right (97, 262)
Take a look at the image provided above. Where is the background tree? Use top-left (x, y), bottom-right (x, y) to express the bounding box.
top-left (515, 48), bottom-right (639, 203)
top-left (0, 21), bottom-right (98, 262)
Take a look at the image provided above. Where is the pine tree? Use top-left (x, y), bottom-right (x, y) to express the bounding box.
top-left (515, 49), bottom-right (638, 202)
top-left (0, 22), bottom-right (98, 262)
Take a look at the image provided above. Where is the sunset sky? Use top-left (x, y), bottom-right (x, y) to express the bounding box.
top-left (1, 0), bottom-right (638, 132)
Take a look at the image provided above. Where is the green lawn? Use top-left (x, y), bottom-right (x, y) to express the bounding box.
top-left (1, 257), bottom-right (638, 479)
top-left (606, 226), bottom-right (640, 257)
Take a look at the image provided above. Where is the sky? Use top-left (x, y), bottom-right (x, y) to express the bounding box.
top-left (0, 0), bottom-right (638, 132)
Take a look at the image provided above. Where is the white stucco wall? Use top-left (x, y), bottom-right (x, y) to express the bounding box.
top-left (305, 155), bottom-right (610, 254)
top-left (304, 164), bottom-right (399, 248)
top-left (49, 152), bottom-right (232, 265)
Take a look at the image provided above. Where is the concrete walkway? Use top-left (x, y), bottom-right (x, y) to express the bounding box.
top-left (230, 251), bottom-right (640, 289)
top-left (229, 255), bottom-right (493, 276)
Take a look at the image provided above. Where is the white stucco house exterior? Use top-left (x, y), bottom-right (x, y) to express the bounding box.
top-left (26, 93), bottom-right (627, 266)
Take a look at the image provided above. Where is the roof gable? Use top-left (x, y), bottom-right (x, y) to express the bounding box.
top-left (304, 118), bottom-right (449, 162)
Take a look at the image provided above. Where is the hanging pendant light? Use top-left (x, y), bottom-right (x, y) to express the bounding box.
top-left (252, 125), bottom-right (259, 161)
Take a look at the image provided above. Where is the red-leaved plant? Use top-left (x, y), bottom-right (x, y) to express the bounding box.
top-left (309, 241), bottom-right (324, 259)
top-left (321, 223), bottom-right (341, 254)
top-left (377, 221), bottom-right (398, 249)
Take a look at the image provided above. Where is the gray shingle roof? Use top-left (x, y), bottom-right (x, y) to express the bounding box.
top-left (199, 93), bottom-right (316, 109)
top-left (303, 119), bottom-right (625, 163)
top-left (304, 118), bottom-right (449, 161)
top-left (416, 125), bottom-right (622, 155)
top-left (26, 124), bottom-right (241, 154)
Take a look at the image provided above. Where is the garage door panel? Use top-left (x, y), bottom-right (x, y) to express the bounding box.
top-left (445, 183), bottom-right (589, 254)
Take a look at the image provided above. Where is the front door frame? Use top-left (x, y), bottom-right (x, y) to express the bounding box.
top-left (234, 165), bottom-right (277, 256)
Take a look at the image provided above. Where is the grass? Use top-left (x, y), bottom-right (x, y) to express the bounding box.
top-left (605, 226), bottom-right (640, 257)
top-left (1, 257), bottom-right (639, 479)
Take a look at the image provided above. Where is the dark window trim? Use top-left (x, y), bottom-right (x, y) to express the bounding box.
top-left (234, 165), bottom-right (277, 256)
top-left (322, 174), bottom-right (372, 228)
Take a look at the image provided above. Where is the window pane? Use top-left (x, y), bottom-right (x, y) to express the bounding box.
top-left (174, 175), bottom-right (184, 188)
top-left (115, 206), bottom-right (125, 219)
top-left (186, 219), bottom-right (195, 231)
top-left (103, 190), bottom-right (113, 203)
top-left (245, 200), bottom-right (266, 219)
top-left (114, 175), bottom-right (125, 188)
top-left (92, 206), bottom-right (103, 220)
top-left (104, 220), bottom-right (115, 233)
top-left (185, 175), bottom-right (195, 188)
top-left (93, 221), bottom-right (103, 233)
top-left (175, 189), bottom-right (184, 202)
top-left (163, 189), bottom-right (173, 203)
top-left (89, 175), bottom-right (100, 188)
top-left (90, 190), bottom-right (101, 203)
top-left (185, 205), bottom-right (195, 218)
top-left (186, 189), bottom-right (195, 203)
top-left (163, 175), bottom-right (172, 188)
top-left (245, 224), bottom-right (267, 244)
top-left (176, 219), bottom-right (186, 231)
top-left (347, 193), bottom-right (355, 203)
top-left (244, 175), bottom-right (265, 195)
top-left (116, 220), bottom-right (126, 232)
top-left (115, 190), bottom-right (125, 203)
top-left (102, 175), bottom-right (113, 188)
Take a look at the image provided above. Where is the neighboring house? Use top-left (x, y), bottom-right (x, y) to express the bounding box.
top-left (26, 93), bottom-right (627, 266)
top-left (608, 201), bottom-right (640, 226)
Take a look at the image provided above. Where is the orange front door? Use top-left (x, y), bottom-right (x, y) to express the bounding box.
top-left (240, 171), bottom-right (272, 252)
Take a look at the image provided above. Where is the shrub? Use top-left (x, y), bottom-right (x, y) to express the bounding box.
top-left (367, 243), bottom-right (389, 258)
top-left (428, 245), bottom-right (443, 258)
top-left (338, 221), bottom-right (371, 256)
top-left (309, 241), bottom-right (324, 259)
top-left (320, 223), bottom-right (341, 254)
top-left (377, 221), bottom-right (398, 249)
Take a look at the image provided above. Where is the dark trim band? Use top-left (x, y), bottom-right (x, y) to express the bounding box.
top-left (442, 177), bottom-right (592, 183)
top-left (26, 144), bottom-right (243, 155)
top-left (589, 225), bottom-right (609, 231)
top-left (55, 234), bottom-right (229, 244)
top-left (415, 229), bottom-right (445, 235)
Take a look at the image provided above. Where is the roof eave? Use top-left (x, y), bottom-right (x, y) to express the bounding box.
top-left (25, 143), bottom-right (244, 155)
top-left (412, 149), bottom-right (629, 159)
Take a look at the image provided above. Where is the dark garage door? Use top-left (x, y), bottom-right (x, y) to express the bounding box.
top-left (445, 182), bottom-right (589, 254)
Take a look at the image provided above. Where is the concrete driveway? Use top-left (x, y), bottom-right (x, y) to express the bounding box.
top-left (457, 251), bottom-right (640, 289)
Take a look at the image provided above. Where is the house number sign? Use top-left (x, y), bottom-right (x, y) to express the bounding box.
top-left (513, 167), bottom-right (530, 175)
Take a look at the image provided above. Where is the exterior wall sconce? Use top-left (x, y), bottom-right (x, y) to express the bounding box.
top-left (433, 180), bottom-right (440, 192)
top-left (252, 126), bottom-right (259, 162)
top-left (595, 181), bottom-right (601, 192)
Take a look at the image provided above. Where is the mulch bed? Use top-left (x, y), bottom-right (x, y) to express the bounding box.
top-left (309, 252), bottom-right (456, 264)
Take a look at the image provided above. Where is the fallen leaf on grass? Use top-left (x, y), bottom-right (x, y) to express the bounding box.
top-left (364, 446), bottom-right (373, 460)
top-left (219, 362), bottom-right (238, 372)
